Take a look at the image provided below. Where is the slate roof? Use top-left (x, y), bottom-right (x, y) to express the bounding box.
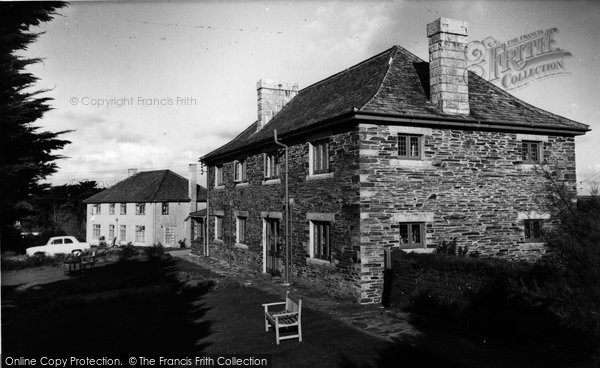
top-left (83, 170), bottom-right (207, 204)
top-left (203, 45), bottom-right (589, 162)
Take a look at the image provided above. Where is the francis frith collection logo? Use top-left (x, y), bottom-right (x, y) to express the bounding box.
top-left (466, 27), bottom-right (572, 90)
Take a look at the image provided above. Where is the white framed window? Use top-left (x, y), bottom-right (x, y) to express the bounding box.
top-left (215, 165), bottom-right (224, 186)
top-left (109, 203), bottom-right (115, 215)
top-left (120, 203), bottom-right (127, 215)
top-left (92, 204), bottom-right (101, 215)
top-left (310, 140), bottom-right (329, 175)
top-left (398, 222), bottom-right (425, 248)
top-left (215, 216), bottom-right (223, 241)
top-left (164, 225), bottom-right (176, 245)
top-left (93, 224), bottom-right (101, 239)
top-left (236, 217), bottom-right (247, 244)
top-left (135, 203), bottom-right (145, 215)
top-left (119, 225), bottom-right (127, 242)
top-left (264, 152), bottom-right (279, 179)
top-left (234, 160), bottom-right (247, 182)
top-left (309, 220), bottom-right (331, 261)
top-left (135, 225), bottom-right (145, 242)
top-left (522, 141), bottom-right (541, 164)
top-left (109, 224), bottom-right (115, 240)
top-left (162, 202), bottom-right (169, 215)
top-left (398, 134), bottom-right (422, 159)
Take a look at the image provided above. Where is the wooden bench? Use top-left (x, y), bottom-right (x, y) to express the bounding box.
top-left (262, 291), bottom-right (302, 345)
top-left (81, 251), bottom-right (96, 270)
top-left (63, 251), bottom-right (96, 274)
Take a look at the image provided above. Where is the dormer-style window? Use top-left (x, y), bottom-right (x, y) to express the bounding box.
top-left (234, 160), bottom-right (247, 183)
top-left (398, 134), bottom-right (422, 160)
top-left (522, 141), bottom-right (541, 164)
top-left (215, 165), bottom-right (223, 186)
top-left (264, 152), bottom-right (279, 179)
top-left (310, 140), bottom-right (329, 175)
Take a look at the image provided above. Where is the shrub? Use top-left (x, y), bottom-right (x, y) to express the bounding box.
top-left (145, 243), bottom-right (165, 258)
top-left (1, 253), bottom-right (68, 270)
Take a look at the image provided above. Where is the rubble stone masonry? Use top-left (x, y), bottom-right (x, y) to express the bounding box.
top-left (201, 127), bottom-right (363, 301)
top-left (358, 123), bottom-right (577, 302)
top-left (198, 122), bottom-right (577, 304)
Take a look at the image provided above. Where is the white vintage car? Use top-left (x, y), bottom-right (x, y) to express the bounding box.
top-left (26, 236), bottom-right (90, 256)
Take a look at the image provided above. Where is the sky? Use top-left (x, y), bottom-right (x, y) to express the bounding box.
top-left (22, 0), bottom-right (600, 193)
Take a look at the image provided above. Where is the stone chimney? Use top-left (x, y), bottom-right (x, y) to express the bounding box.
top-left (426, 18), bottom-right (470, 115)
top-left (256, 79), bottom-right (299, 132)
top-left (127, 168), bottom-right (138, 176)
top-left (189, 164), bottom-right (197, 212)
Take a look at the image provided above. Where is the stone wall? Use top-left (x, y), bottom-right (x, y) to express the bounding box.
top-left (358, 123), bottom-right (577, 303)
top-left (201, 127), bottom-right (362, 300)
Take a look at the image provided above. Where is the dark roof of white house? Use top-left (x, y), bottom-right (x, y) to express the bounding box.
top-left (202, 45), bottom-right (589, 162)
top-left (83, 170), bottom-right (206, 204)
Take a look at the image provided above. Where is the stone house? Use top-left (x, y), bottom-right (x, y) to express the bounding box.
top-left (83, 165), bottom-right (206, 247)
top-left (198, 18), bottom-right (589, 303)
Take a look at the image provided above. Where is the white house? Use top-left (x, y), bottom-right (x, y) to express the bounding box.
top-left (83, 165), bottom-right (206, 247)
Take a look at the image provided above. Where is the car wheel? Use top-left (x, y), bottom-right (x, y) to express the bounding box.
top-left (71, 250), bottom-right (82, 256)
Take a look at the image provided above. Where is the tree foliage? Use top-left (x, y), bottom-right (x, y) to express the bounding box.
top-left (0, 1), bottom-right (70, 247)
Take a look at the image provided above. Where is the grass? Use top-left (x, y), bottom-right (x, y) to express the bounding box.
top-left (3, 255), bottom-right (598, 367)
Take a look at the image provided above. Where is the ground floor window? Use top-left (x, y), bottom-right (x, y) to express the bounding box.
top-left (237, 217), bottom-right (247, 244)
top-left (135, 225), bottom-right (145, 242)
top-left (93, 224), bottom-right (101, 239)
top-left (524, 219), bottom-right (542, 242)
top-left (215, 216), bottom-right (223, 240)
top-left (109, 224), bottom-right (115, 240)
top-left (120, 225), bottom-right (126, 242)
top-left (399, 222), bottom-right (425, 248)
top-left (310, 221), bottom-right (331, 260)
top-left (193, 219), bottom-right (204, 241)
top-left (164, 225), bottom-right (176, 245)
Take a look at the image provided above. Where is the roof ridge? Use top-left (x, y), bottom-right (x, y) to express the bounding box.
top-left (150, 170), bottom-right (170, 201)
top-left (358, 45), bottom-right (399, 111)
top-left (469, 71), bottom-right (587, 128)
top-left (298, 45), bottom-right (398, 94)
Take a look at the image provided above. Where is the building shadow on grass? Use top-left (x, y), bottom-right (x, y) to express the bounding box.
top-left (2, 257), bottom-right (214, 354)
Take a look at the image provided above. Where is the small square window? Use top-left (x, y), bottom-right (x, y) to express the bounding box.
top-left (522, 141), bottom-right (541, 164)
top-left (398, 134), bottom-right (422, 159)
top-left (398, 222), bottom-right (425, 248)
top-left (135, 203), bottom-right (145, 215)
top-left (311, 141), bottom-right (329, 174)
top-left (92, 204), bottom-right (101, 215)
top-left (162, 202), bottom-right (169, 215)
top-left (311, 221), bottom-right (331, 260)
top-left (524, 219), bottom-right (543, 242)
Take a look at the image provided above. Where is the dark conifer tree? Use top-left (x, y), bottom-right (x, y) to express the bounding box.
top-left (0, 1), bottom-right (70, 250)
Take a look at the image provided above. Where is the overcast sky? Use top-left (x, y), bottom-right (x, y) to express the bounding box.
top-left (23, 0), bottom-right (600, 193)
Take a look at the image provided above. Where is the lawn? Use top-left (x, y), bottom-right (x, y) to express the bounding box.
top-left (2, 255), bottom-right (597, 368)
